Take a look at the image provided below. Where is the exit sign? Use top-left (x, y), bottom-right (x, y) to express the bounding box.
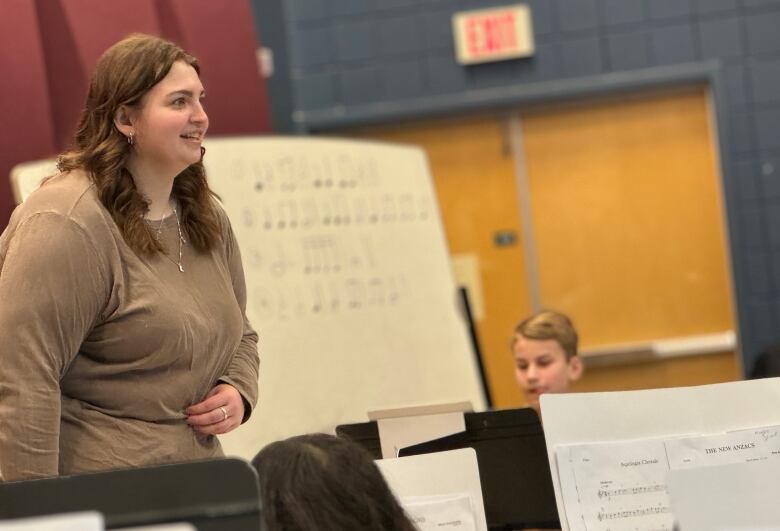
top-left (452, 5), bottom-right (534, 65)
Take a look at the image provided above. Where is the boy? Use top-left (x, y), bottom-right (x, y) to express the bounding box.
top-left (512, 310), bottom-right (583, 415)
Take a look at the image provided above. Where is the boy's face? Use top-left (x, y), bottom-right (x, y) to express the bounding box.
top-left (512, 335), bottom-right (583, 413)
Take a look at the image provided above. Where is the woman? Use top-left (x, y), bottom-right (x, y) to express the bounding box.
top-left (0, 34), bottom-right (259, 481)
top-left (252, 434), bottom-right (417, 531)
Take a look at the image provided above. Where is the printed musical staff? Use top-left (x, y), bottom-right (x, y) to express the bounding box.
top-left (597, 484), bottom-right (666, 499)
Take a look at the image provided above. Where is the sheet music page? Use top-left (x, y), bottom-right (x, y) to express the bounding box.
top-left (556, 424), bottom-right (780, 531)
top-left (665, 424), bottom-right (780, 469)
top-left (401, 493), bottom-right (477, 531)
top-left (556, 438), bottom-right (673, 531)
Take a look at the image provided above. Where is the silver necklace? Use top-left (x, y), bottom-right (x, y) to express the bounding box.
top-left (171, 205), bottom-right (185, 273)
top-left (148, 204), bottom-right (186, 273)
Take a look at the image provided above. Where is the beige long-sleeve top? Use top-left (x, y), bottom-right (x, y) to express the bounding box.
top-left (0, 170), bottom-right (259, 482)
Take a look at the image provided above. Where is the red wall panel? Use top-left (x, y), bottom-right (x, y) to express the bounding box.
top-left (36, 0), bottom-right (161, 150)
top-left (0, 0), bottom-right (57, 227)
top-left (0, 0), bottom-right (272, 231)
top-left (156, 0), bottom-right (271, 134)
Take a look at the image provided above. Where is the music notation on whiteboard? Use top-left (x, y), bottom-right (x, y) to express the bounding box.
top-left (216, 150), bottom-right (437, 322)
top-left (202, 137), bottom-right (488, 460)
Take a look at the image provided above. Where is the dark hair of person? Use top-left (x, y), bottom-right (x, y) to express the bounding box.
top-left (57, 33), bottom-right (221, 255)
top-left (252, 433), bottom-right (417, 531)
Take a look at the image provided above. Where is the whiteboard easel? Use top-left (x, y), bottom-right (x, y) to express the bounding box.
top-left (203, 136), bottom-right (486, 457)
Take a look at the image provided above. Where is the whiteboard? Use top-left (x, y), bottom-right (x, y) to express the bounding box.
top-left (9, 158), bottom-right (57, 203)
top-left (203, 136), bottom-right (486, 458)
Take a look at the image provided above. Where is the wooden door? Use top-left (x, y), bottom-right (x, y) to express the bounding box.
top-left (519, 87), bottom-right (739, 392)
top-left (343, 86), bottom-right (740, 408)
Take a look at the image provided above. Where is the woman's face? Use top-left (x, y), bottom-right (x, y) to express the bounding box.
top-left (129, 60), bottom-right (208, 177)
top-left (512, 336), bottom-right (583, 413)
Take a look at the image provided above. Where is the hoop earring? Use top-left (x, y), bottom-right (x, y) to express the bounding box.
top-left (127, 133), bottom-right (134, 146)
top-left (200, 146), bottom-right (206, 158)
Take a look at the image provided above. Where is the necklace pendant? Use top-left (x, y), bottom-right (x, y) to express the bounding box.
top-left (178, 263), bottom-right (184, 273)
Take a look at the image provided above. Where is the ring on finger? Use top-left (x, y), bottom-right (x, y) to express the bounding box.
top-left (220, 406), bottom-right (229, 421)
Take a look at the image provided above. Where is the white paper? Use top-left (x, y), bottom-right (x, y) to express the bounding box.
top-left (541, 378), bottom-right (780, 531)
top-left (402, 493), bottom-right (477, 531)
top-left (668, 459), bottom-right (780, 531)
top-left (555, 422), bottom-right (780, 530)
top-left (377, 411), bottom-right (466, 458)
top-left (557, 438), bottom-right (673, 531)
top-left (0, 512), bottom-right (103, 531)
top-left (666, 425), bottom-right (780, 469)
top-left (376, 448), bottom-right (488, 531)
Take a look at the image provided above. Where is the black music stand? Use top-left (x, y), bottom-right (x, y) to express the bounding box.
top-left (0, 458), bottom-right (261, 530)
top-left (337, 407), bottom-right (559, 530)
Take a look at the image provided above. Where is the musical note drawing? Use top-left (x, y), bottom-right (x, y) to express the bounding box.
top-left (368, 195), bottom-right (380, 224)
top-left (333, 194), bottom-right (350, 225)
top-left (298, 198), bottom-right (315, 228)
top-left (302, 236), bottom-right (340, 274)
top-left (417, 195), bottom-right (432, 220)
top-left (251, 287), bottom-right (275, 321)
top-left (328, 280), bottom-right (341, 312)
top-left (246, 247), bottom-right (264, 269)
top-left (381, 194), bottom-right (397, 222)
top-left (241, 207), bottom-right (255, 229)
top-left (345, 278), bottom-right (365, 309)
top-left (276, 155), bottom-right (297, 192)
top-left (251, 160), bottom-right (273, 191)
top-left (276, 199), bottom-right (300, 229)
top-left (311, 283), bottom-right (324, 314)
top-left (270, 244), bottom-right (291, 277)
top-left (336, 154), bottom-right (357, 189)
top-left (262, 205), bottom-right (273, 230)
top-left (399, 193), bottom-right (415, 221)
top-left (275, 290), bottom-right (290, 322)
top-left (320, 199), bottom-right (333, 226)
top-left (386, 276), bottom-right (403, 304)
top-left (352, 196), bottom-right (367, 224)
top-left (368, 277), bottom-right (384, 306)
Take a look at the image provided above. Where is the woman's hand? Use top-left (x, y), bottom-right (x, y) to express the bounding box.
top-left (186, 383), bottom-right (245, 435)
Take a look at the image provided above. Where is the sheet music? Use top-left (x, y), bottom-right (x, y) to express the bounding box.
top-left (557, 438), bottom-right (673, 531)
top-left (557, 424), bottom-right (780, 531)
top-left (401, 493), bottom-right (478, 531)
top-left (665, 424), bottom-right (780, 469)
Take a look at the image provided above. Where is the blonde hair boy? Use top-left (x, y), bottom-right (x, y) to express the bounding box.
top-left (511, 310), bottom-right (583, 415)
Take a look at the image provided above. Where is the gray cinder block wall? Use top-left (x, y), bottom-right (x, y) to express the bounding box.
top-left (253, 0), bottom-right (780, 374)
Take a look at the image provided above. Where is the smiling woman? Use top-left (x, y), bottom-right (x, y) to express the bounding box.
top-left (0, 34), bottom-right (260, 481)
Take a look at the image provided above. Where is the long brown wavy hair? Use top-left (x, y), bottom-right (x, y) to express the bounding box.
top-left (57, 33), bottom-right (221, 255)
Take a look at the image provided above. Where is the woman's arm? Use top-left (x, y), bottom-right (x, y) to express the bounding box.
top-left (216, 213), bottom-right (260, 423)
top-left (0, 213), bottom-right (108, 481)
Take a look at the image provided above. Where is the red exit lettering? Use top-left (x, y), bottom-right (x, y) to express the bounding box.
top-left (465, 12), bottom-right (518, 57)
